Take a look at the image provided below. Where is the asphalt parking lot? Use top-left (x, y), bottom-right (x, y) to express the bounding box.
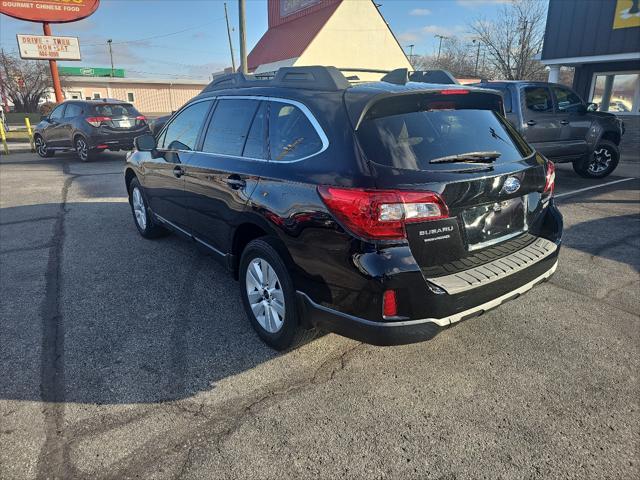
top-left (1, 150), bottom-right (638, 480)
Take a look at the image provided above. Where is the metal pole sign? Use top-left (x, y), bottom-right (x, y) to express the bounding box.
top-left (0, 0), bottom-right (100, 23)
top-left (0, 1), bottom-right (100, 103)
top-left (17, 34), bottom-right (81, 61)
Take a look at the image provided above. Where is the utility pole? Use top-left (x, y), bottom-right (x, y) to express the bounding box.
top-left (224, 3), bottom-right (237, 71)
top-left (473, 39), bottom-right (481, 76)
top-left (238, 0), bottom-right (248, 74)
top-left (107, 39), bottom-right (114, 77)
top-left (435, 34), bottom-right (448, 61)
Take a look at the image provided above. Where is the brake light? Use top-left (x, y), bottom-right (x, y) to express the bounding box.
top-left (543, 160), bottom-right (555, 197)
top-left (85, 116), bottom-right (110, 127)
top-left (383, 290), bottom-right (397, 317)
top-left (136, 115), bottom-right (146, 123)
top-left (317, 186), bottom-right (449, 240)
top-left (439, 89), bottom-right (469, 95)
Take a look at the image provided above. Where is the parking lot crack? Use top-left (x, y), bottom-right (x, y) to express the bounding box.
top-left (35, 165), bottom-right (77, 480)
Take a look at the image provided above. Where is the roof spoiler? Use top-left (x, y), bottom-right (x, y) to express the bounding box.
top-left (380, 68), bottom-right (459, 86)
top-left (202, 66), bottom-right (351, 93)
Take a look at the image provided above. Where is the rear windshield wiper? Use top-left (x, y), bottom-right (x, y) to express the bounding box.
top-left (429, 151), bottom-right (502, 164)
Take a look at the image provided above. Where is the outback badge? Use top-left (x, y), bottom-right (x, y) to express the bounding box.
top-left (501, 176), bottom-right (521, 195)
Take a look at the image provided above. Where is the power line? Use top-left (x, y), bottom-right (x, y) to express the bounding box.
top-left (83, 18), bottom-right (225, 46)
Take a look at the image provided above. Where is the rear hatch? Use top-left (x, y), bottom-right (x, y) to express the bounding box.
top-left (352, 89), bottom-right (553, 271)
top-left (90, 103), bottom-right (146, 131)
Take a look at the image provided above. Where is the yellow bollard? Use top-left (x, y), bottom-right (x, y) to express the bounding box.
top-left (25, 117), bottom-right (35, 152)
top-left (0, 121), bottom-right (9, 155)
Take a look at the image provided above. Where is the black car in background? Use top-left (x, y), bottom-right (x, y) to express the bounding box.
top-left (473, 81), bottom-right (625, 178)
top-left (125, 66), bottom-right (562, 350)
top-left (34, 99), bottom-right (150, 162)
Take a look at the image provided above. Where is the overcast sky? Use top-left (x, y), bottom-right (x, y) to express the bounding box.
top-left (0, 0), bottom-right (514, 80)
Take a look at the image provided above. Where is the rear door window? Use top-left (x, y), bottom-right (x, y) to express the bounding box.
top-left (268, 102), bottom-right (323, 161)
top-left (63, 104), bottom-right (83, 118)
top-left (524, 87), bottom-right (553, 113)
top-left (357, 93), bottom-right (532, 171)
top-left (202, 99), bottom-right (261, 157)
top-left (159, 100), bottom-right (212, 151)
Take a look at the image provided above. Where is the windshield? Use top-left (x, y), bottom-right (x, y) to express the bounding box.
top-left (357, 107), bottom-right (532, 171)
top-left (92, 103), bottom-right (139, 117)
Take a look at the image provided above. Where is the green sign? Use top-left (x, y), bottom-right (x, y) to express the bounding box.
top-left (58, 66), bottom-right (125, 78)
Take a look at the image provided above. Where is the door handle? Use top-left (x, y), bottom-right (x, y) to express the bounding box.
top-left (526, 120), bottom-right (537, 126)
top-left (560, 120), bottom-right (569, 125)
top-left (225, 175), bottom-right (246, 190)
top-left (173, 165), bottom-right (185, 178)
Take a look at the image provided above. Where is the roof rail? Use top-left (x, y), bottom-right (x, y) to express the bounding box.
top-left (202, 66), bottom-right (351, 93)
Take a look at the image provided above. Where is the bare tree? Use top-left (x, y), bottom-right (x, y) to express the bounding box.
top-left (0, 51), bottom-right (52, 113)
top-left (469, 0), bottom-right (547, 81)
top-left (414, 37), bottom-right (493, 79)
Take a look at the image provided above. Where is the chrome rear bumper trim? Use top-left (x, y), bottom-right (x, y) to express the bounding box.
top-left (427, 237), bottom-right (558, 295)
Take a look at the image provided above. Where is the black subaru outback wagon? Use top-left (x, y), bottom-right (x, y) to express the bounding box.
top-left (125, 66), bottom-right (562, 350)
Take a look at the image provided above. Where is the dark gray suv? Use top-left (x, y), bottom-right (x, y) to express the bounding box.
top-left (34, 100), bottom-right (150, 162)
top-left (474, 81), bottom-right (625, 178)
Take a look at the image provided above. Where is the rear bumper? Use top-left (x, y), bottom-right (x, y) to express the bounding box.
top-left (88, 128), bottom-right (150, 150)
top-left (297, 260), bottom-right (558, 346)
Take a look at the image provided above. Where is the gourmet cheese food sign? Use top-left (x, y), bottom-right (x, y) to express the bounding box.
top-left (17, 34), bottom-right (81, 60)
top-left (0, 0), bottom-right (99, 23)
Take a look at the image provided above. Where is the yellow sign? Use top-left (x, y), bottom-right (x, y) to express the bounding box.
top-left (613, 0), bottom-right (640, 29)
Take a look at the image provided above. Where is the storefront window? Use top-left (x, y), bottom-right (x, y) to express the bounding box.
top-left (591, 73), bottom-right (639, 114)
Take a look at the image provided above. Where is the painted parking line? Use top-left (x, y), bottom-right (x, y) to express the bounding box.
top-left (555, 177), bottom-right (636, 199)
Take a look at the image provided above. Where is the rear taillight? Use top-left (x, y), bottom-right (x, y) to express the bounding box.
top-left (543, 160), bottom-right (555, 197)
top-left (317, 186), bottom-right (449, 240)
top-left (136, 115), bottom-right (146, 124)
top-left (439, 89), bottom-right (469, 95)
top-left (85, 116), bottom-right (111, 127)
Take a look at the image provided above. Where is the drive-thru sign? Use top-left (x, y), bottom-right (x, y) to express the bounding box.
top-left (17, 34), bottom-right (81, 61)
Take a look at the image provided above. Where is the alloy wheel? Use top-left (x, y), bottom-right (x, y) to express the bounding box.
top-left (76, 138), bottom-right (88, 161)
top-left (35, 136), bottom-right (47, 157)
top-left (245, 257), bottom-right (286, 333)
top-left (588, 146), bottom-right (612, 175)
top-left (132, 187), bottom-right (147, 230)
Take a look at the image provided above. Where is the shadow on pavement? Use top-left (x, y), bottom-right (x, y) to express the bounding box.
top-left (0, 199), bottom-right (283, 406)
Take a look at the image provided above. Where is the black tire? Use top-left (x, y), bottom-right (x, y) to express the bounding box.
top-left (572, 139), bottom-right (620, 179)
top-left (128, 177), bottom-right (169, 239)
top-left (34, 135), bottom-right (54, 158)
top-left (239, 237), bottom-right (316, 350)
top-left (75, 136), bottom-right (97, 162)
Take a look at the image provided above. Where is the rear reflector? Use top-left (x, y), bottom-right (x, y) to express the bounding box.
top-left (85, 116), bottom-right (111, 127)
top-left (383, 290), bottom-right (397, 317)
top-left (543, 160), bottom-right (555, 197)
top-left (317, 186), bottom-right (449, 240)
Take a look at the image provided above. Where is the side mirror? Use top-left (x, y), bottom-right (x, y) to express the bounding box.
top-left (587, 102), bottom-right (598, 112)
top-left (134, 134), bottom-right (159, 157)
top-left (134, 133), bottom-right (157, 151)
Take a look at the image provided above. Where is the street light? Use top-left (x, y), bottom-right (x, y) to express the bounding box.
top-left (405, 44), bottom-right (415, 66)
top-left (434, 34), bottom-right (449, 61)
